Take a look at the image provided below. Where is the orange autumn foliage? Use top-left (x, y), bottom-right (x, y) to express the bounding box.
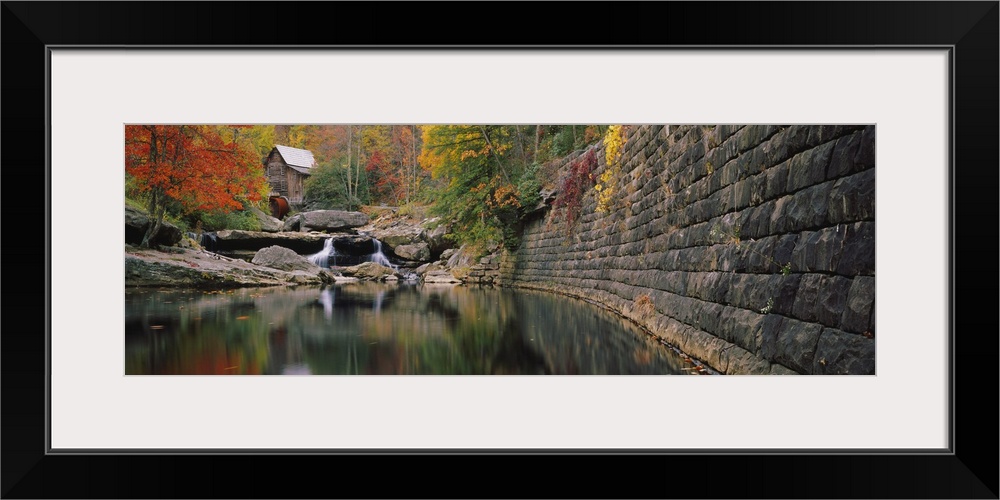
top-left (125, 125), bottom-right (267, 216)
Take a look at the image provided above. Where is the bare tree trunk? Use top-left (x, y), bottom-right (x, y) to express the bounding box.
top-left (346, 125), bottom-right (354, 206)
top-left (355, 126), bottom-right (364, 208)
top-left (392, 125), bottom-right (406, 206)
top-left (409, 125), bottom-right (418, 204)
top-left (514, 125), bottom-right (527, 167)
top-left (141, 192), bottom-right (165, 248)
top-left (275, 125), bottom-right (291, 145)
top-left (534, 125), bottom-right (541, 163)
top-left (141, 129), bottom-right (161, 248)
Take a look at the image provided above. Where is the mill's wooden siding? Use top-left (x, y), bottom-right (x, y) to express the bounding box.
top-left (264, 148), bottom-right (310, 203)
top-left (286, 168), bottom-right (305, 203)
top-left (265, 149), bottom-right (288, 196)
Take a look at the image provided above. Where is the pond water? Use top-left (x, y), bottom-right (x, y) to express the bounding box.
top-left (125, 284), bottom-right (697, 375)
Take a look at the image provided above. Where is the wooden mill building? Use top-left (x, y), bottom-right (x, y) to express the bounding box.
top-left (264, 145), bottom-right (315, 204)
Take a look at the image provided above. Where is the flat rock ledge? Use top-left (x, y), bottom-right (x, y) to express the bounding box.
top-left (125, 246), bottom-right (335, 289)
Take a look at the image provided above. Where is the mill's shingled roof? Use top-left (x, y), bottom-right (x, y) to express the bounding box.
top-left (274, 145), bottom-right (316, 173)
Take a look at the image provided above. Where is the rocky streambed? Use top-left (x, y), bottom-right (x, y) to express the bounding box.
top-left (125, 207), bottom-right (496, 289)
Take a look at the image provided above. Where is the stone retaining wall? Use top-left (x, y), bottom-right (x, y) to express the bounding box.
top-left (500, 125), bottom-right (875, 375)
top-left (465, 254), bottom-right (502, 285)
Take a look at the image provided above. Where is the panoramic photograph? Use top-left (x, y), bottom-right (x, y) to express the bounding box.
top-left (124, 124), bottom-right (875, 375)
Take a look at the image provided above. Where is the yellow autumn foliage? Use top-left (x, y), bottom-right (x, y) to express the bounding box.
top-left (596, 125), bottom-right (626, 213)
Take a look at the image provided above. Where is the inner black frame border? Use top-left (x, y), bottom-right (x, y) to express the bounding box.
top-left (3, 2), bottom-right (996, 499)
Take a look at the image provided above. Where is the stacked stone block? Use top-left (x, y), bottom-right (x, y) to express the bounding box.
top-left (465, 254), bottom-right (502, 285)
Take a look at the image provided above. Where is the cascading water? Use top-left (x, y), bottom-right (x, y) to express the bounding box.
top-left (308, 238), bottom-right (337, 268)
top-left (200, 232), bottom-right (218, 252)
top-left (369, 239), bottom-right (397, 271)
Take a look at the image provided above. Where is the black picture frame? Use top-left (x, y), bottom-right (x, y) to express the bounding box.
top-left (3, 2), bottom-right (997, 498)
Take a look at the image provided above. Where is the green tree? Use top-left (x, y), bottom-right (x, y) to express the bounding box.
top-left (419, 125), bottom-right (540, 250)
top-left (304, 160), bottom-right (351, 209)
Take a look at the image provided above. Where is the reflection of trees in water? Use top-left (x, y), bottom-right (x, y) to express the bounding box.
top-left (125, 311), bottom-right (271, 375)
top-left (125, 284), bottom-right (690, 375)
top-left (514, 290), bottom-right (691, 374)
top-left (125, 289), bottom-right (272, 374)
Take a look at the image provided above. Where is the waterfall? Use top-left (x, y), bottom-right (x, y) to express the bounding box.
top-left (200, 232), bottom-right (217, 252)
top-left (369, 239), bottom-right (396, 270)
top-left (308, 238), bottom-right (337, 268)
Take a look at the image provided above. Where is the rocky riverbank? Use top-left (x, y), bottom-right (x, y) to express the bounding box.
top-left (125, 245), bottom-right (338, 288)
top-left (125, 206), bottom-right (500, 289)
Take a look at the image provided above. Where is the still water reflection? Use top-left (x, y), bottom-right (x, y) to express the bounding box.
top-left (125, 284), bottom-right (695, 375)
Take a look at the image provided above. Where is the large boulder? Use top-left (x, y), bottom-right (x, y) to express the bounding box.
top-left (371, 224), bottom-right (424, 248)
top-left (340, 261), bottom-right (396, 281)
top-left (446, 245), bottom-right (480, 269)
top-left (251, 245), bottom-right (319, 272)
top-left (300, 210), bottom-right (369, 232)
top-left (125, 205), bottom-right (182, 247)
top-left (422, 219), bottom-right (454, 256)
top-left (392, 242), bottom-right (431, 262)
top-left (282, 214), bottom-right (302, 231)
top-left (250, 207), bottom-right (284, 233)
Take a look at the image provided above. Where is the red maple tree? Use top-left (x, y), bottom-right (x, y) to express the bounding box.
top-left (365, 149), bottom-right (404, 205)
top-left (125, 125), bottom-right (268, 247)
